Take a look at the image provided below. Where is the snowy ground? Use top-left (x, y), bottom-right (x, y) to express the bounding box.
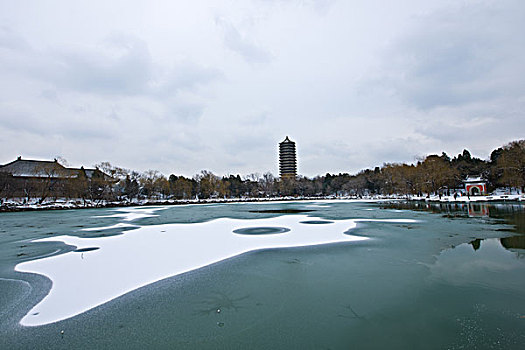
top-left (410, 193), bottom-right (524, 203)
top-left (1, 193), bottom-right (523, 211)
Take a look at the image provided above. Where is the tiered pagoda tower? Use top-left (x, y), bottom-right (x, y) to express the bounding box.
top-left (279, 136), bottom-right (297, 179)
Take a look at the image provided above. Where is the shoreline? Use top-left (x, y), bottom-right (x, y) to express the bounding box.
top-left (1, 194), bottom-right (523, 213)
top-left (0, 197), bottom-right (394, 212)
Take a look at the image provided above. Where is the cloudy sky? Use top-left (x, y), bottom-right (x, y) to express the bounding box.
top-left (1, 0), bottom-right (524, 177)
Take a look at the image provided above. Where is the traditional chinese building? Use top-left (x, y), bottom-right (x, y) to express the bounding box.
top-left (463, 175), bottom-right (487, 196)
top-left (279, 136), bottom-right (297, 179)
top-left (0, 156), bottom-right (114, 199)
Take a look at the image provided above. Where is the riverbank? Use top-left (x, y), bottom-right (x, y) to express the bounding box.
top-left (410, 193), bottom-right (524, 203)
top-left (0, 196), bottom-right (390, 212)
top-left (1, 193), bottom-right (523, 212)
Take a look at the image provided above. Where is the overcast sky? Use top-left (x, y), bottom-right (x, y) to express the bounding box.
top-left (1, 0), bottom-right (524, 177)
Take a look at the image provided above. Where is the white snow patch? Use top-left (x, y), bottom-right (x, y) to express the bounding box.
top-left (16, 215), bottom-right (417, 326)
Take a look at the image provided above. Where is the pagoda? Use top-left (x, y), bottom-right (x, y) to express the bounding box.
top-left (279, 136), bottom-right (297, 179)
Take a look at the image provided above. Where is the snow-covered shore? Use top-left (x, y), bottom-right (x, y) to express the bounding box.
top-left (1, 193), bottom-right (523, 212)
top-left (0, 196), bottom-right (388, 212)
top-left (408, 193), bottom-right (524, 203)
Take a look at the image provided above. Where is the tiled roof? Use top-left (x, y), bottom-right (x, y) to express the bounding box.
top-left (0, 159), bottom-right (77, 178)
top-left (464, 175), bottom-right (485, 182)
top-left (0, 158), bottom-right (114, 181)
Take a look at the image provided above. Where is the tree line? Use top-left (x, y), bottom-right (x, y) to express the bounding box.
top-left (92, 139), bottom-right (525, 201)
top-left (1, 139), bottom-right (523, 203)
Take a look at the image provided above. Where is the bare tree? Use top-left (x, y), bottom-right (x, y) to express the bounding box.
top-left (260, 172), bottom-right (276, 196)
top-left (33, 162), bottom-right (70, 204)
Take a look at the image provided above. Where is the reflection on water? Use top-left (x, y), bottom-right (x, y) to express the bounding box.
top-left (468, 203), bottom-right (490, 218)
top-left (383, 201), bottom-right (523, 225)
top-left (470, 238), bottom-right (483, 251)
top-left (500, 236), bottom-right (525, 258)
top-left (429, 238), bottom-right (525, 291)
top-left (384, 201), bottom-right (525, 257)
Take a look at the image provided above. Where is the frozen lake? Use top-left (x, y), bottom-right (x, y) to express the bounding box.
top-left (1, 201), bottom-right (524, 349)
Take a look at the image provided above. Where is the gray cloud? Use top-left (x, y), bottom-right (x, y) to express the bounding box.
top-left (154, 61), bottom-right (223, 97)
top-left (0, 25), bottom-right (31, 52)
top-left (49, 36), bottom-right (153, 95)
top-left (167, 102), bottom-right (205, 123)
top-left (1, 28), bottom-right (222, 100)
top-left (381, 0), bottom-right (525, 109)
top-left (0, 107), bottom-right (113, 140)
top-left (215, 17), bottom-right (272, 63)
top-left (257, 0), bottom-right (335, 14)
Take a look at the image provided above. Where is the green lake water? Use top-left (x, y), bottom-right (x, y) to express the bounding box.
top-left (1, 201), bottom-right (524, 349)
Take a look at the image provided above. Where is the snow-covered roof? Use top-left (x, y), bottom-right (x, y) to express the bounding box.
top-left (0, 159), bottom-right (76, 178)
top-left (0, 158), bottom-right (113, 181)
top-left (464, 175), bottom-right (485, 183)
top-left (80, 168), bottom-right (115, 181)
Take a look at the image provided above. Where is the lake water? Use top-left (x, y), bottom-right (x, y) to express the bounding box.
top-left (1, 201), bottom-right (524, 349)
